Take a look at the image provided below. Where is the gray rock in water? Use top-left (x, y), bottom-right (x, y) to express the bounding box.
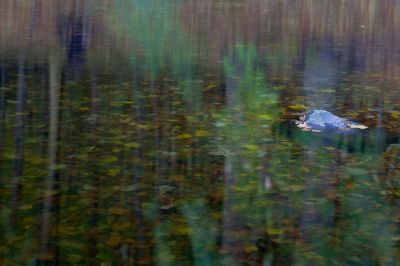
top-left (296, 109), bottom-right (367, 132)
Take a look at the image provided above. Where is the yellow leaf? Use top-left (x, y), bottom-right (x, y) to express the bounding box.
top-left (390, 111), bottom-right (400, 119)
top-left (109, 207), bottom-right (126, 215)
top-left (195, 130), bottom-right (209, 137)
top-left (79, 107), bottom-right (90, 112)
top-left (159, 251), bottom-right (175, 262)
top-left (243, 144), bottom-right (258, 150)
top-left (256, 114), bottom-right (272, 120)
top-left (29, 157), bottom-right (46, 165)
top-left (104, 156), bottom-right (118, 163)
top-left (108, 169), bottom-right (118, 177)
top-left (108, 234), bottom-right (122, 247)
top-left (59, 225), bottom-right (79, 236)
top-left (19, 204), bottom-right (32, 210)
top-left (125, 238), bottom-right (136, 245)
top-left (244, 244), bottom-right (258, 253)
top-left (175, 226), bottom-right (191, 235)
top-left (170, 175), bottom-right (185, 181)
top-left (267, 228), bottom-right (282, 235)
top-left (67, 254), bottom-right (82, 264)
top-left (177, 133), bottom-right (192, 139)
top-left (232, 186), bottom-right (247, 192)
top-left (137, 124), bottom-right (148, 129)
top-left (205, 84), bottom-right (217, 91)
top-left (391, 236), bottom-right (400, 241)
top-left (288, 104), bottom-right (306, 110)
top-left (124, 142), bottom-right (140, 148)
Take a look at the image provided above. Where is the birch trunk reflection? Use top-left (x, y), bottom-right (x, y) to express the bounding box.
top-left (219, 45), bottom-right (280, 264)
top-left (87, 70), bottom-right (99, 265)
top-left (0, 66), bottom-right (5, 135)
top-left (40, 55), bottom-right (61, 261)
top-left (222, 156), bottom-right (239, 263)
top-left (222, 52), bottom-right (242, 264)
top-left (0, 66), bottom-right (5, 169)
top-left (11, 57), bottom-right (25, 227)
top-left (132, 85), bottom-right (147, 262)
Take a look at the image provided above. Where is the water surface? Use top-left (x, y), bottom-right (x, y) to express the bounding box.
top-left (0, 1), bottom-right (400, 265)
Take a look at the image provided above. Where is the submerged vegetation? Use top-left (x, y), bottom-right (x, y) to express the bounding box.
top-left (0, 0), bottom-right (399, 265)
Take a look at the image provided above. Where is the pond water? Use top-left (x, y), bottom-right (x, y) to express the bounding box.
top-left (1, 1), bottom-right (400, 265)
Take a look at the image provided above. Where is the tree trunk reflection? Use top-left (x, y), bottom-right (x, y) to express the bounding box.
top-left (40, 55), bottom-right (61, 262)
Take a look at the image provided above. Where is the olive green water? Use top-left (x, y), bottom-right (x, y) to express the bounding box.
top-left (0, 1), bottom-right (400, 265)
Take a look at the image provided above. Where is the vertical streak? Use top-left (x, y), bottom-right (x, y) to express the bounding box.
top-left (88, 70), bottom-right (99, 265)
top-left (0, 66), bottom-right (6, 170)
top-left (40, 55), bottom-right (61, 260)
top-left (222, 55), bottom-right (239, 263)
top-left (132, 87), bottom-right (146, 261)
top-left (11, 57), bottom-right (25, 227)
top-left (0, 66), bottom-right (5, 130)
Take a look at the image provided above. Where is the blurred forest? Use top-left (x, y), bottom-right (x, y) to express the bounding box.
top-left (0, 0), bottom-right (399, 265)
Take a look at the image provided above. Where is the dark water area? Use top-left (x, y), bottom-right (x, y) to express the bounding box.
top-left (1, 1), bottom-right (400, 265)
